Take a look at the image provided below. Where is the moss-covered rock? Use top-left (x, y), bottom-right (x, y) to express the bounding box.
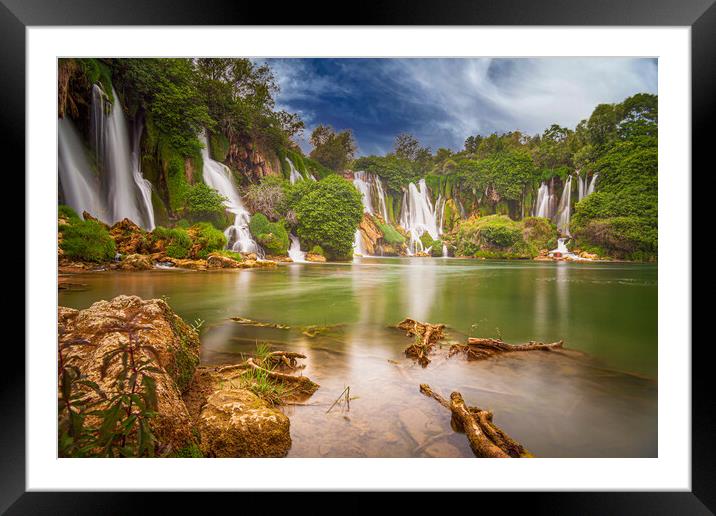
top-left (58, 206), bottom-right (116, 262)
top-left (450, 215), bottom-right (547, 259)
top-left (249, 213), bottom-right (289, 255)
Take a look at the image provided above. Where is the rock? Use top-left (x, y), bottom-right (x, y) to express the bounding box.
top-left (206, 253), bottom-right (241, 269)
top-left (245, 253), bottom-right (258, 261)
top-left (424, 441), bottom-right (462, 458)
top-left (119, 253), bottom-right (154, 270)
top-left (357, 214), bottom-right (383, 256)
top-left (82, 211), bottom-right (110, 229)
top-left (198, 389), bottom-right (291, 457)
top-left (58, 295), bottom-right (201, 453)
top-left (579, 251), bottom-right (599, 260)
top-left (306, 253), bottom-right (327, 262)
top-left (110, 218), bottom-right (148, 255)
top-left (165, 258), bottom-right (208, 270)
top-left (238, 259), bottom-right (277, 269)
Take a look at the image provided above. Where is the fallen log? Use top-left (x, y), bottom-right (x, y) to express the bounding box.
top-left (449, 338), bottom-right (564, 360)
top-left (396, 318), bottom-right (446, 367)
top-left (419, 383), bottom-right (531, 458)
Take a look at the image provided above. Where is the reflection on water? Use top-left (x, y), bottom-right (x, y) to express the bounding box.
top-left (59, 258), bottom-right (657, 457)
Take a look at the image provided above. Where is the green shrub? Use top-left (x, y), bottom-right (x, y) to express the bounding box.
top-left (153, 226), bottom-right (192, 258)
top-left (243, 176), bottom-right (290, 221)
top-left (419, 232), bottom-right (443, 257)
top-left (310, 245), bottom-right (324, 256)
top-left (191, 222), bottom-right (228, 258)
top-left (522, 216), bottom-right (557, 250)
top-left (452, 215), bottom-right (538, 259)
top-left (249, 213), bottom-right (289, 255)
top-left (185, 183), bottom-right (227, 225)
top-left (58, 204), bottom-right (81, 222)
top-left (375, 218), bottom-right (406, 246)
top-left (175, 218), bottom-right (190, 228)
top-left (294, 175), bottom-right (363, 260)
top-left (59, 217), bottom-right (116, 262)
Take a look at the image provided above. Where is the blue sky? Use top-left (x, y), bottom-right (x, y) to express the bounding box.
top-left (262, 58), bottom-right (657, 157)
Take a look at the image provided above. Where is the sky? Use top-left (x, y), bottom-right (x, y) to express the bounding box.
top-left (261, 58), bottom-right (657, 157)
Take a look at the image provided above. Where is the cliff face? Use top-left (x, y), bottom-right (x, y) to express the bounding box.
top-left (227, 139), bottom-right (282, 181)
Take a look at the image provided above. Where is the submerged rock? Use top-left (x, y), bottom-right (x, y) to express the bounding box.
top-left (58, 295), bottom-right (201, 453)
top-left (198, 388), bottom-right (291, 458)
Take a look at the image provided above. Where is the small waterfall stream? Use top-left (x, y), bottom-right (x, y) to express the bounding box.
top-left (131, 120), bottom-right (155, 230)
top-left (288, 234), bottom-right (307, 263)
top-left (199, 132), bottom-right (261, 256)
top-left (554, 176), bottom-right (573, 236)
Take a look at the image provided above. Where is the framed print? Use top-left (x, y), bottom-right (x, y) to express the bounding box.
top-left (6, 0), bottom-right (710, 512)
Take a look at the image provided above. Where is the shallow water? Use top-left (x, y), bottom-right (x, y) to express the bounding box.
top-left (59, 257), bottom-right (657, 457)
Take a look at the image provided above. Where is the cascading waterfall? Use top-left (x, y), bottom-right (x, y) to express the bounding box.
top-left (286, 157), bottom-right (303, 184)
top-left (554, 175), bottom-right (573, 236)
top-left (577, 174), bottom-right (587, 201)
top-left (199, 132), bottom-right (261, 256)
top-left (131, 120), bottom-right (155, 230)
top-left (58, 117), bottom-right (107, 220)
top-left (533, 182), bottom-right (551, 218)
top-left (399, 179), bottom-right (440, 255)
top-left (91, 85), bottom-right (153, 229)
top-left (288, 234), bottom-right (307, 263)
top-left (586, 173), bottom-right (598, 196)
top-left (352, 171), bottom-right (391, 256)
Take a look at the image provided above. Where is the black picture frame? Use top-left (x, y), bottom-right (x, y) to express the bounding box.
top-left (6, 0), bottom-right (709, 512)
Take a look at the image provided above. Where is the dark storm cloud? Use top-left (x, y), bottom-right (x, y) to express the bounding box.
top-left (262, 58), bottom-right (657, 156)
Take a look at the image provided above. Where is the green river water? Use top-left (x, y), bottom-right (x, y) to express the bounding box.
top-left (59, 257), bottom-right (657, 457)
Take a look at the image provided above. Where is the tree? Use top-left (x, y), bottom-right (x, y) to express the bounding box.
top-left (184, 183), bottom-right (228, 226)
top-left (394, 133), bottom-right (422, 160)
top-left (618, 93), bottom-right (657, 140)
top-left (309, 125), bottom-right (357, 171)
top-left (293, 176), bottom-right (363, 260)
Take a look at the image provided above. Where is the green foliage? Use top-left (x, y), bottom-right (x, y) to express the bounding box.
top-left (375, 218), bottom-right (405, 246)
top-left (451, 215), bottom-right (537, 259)
top-left (456, 149), bottom-right (535, 203)
top-left (309, 125), bottom-right (357, 171)
top-left (310, 245), bottom-right (325, 256)
top-left (353, 155), bottom-right (420, 192)
top-left (58, 318), bottom-right (162, 458)
top-left (59, 215), bottom-right (116, 262)
top-left (522, 216), bottom-right (558, 250)
top-left (110, 58), bottom-right (212, 156)
top-left (58, 204), bottom-right (81, 221)
top-left (191, 222), bottom-right (228, 258)
top-left (153, 226), bottom-right (192, 258)
top-left (249, 213), bottom-right (289, 255)
top-left (572, 136), bottom-right (657, 259)
top-left (208, 130), bottom-right (230, 162)
top-left (293, 175), bottom-right (364, 260)
top-left (419, 232), bottom-right (443, 257)
top-left (212, 249), bottom-right (245, 261)
top-left (184, 183), bottom-right (228, 225)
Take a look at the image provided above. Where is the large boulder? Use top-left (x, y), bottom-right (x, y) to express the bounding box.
top-left (58, 295), bottom-right (201, 453)
top-left (206, 253), bottom-right (241, 269)
top-left (119, 253), bottom-right (154, 270)
top-left (357, 214), bottom-right (383, 256)
top-left (109, 218), bottom-right (148, 255)
top-left (198, 388), bottom-right (291, 457)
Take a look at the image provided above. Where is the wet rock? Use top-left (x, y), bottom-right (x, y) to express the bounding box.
top-left (206, 253), bottom-right (241, 269)
top-left (110, 218), bottom-right (148, 255)
top-left (198, 389), bottom-right (291, 457)
top-left (306, 253), bottom-right (326, 262)
top-left (119, 253), bottom-right (154, 270)
top-left (358, 214), bottom-right (383, 256)
top-left (165, 258), bottom-right (208, 270)
top-left (424, 441), bottom-right (462, 458)
top-left (58, 295), bottom-right (201, 453)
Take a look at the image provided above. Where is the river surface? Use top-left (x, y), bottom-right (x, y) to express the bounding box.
top-left (59, 257), bottom-right (658, 457)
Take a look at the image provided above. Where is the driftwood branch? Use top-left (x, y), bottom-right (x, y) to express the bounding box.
top-left (419, 384), bottom-right (531, 458)
top-left (450, 338), bottom-right (564, 360)
top-left (396, 318), bottom-right (446, 367)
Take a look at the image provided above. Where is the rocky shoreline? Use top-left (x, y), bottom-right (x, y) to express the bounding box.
top-left (58, 295), bottom-right (318, 457)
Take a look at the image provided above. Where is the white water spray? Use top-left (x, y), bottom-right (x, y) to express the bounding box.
top-left (199, 132), bottom-right (261, 256)
top-left (131, 120), bottom-right (155, 230)
top-left (399, 179), bottom-right (440, 255)
top-left (288, 234), bottom-right (307, 263)
top-left (555, 176), bottom-right (573, 236)
top-left (58, 117), bottom-right (107, 220)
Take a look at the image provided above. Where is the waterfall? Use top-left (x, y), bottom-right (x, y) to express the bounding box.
top-left (352, 171), bottom-right (388, 220)
top-left (90, 85), bottom-right (153, 229)
top-left (288, 234), bottom-right (307, 263)
top-left (533, 182), bottom-right (551, 217)
top-left (199, 132), bottom-right (261, 256)
top-left (286, 157), bottom-right (303, 184)
top-left (399, 179), bottom-right (440, 255)
top-left (353, 229), bottom-right (365, 257)
top-left (131, 120), bottom-right (155, 230)
top-left (555, 176), bottom-right (573, 236)
top-left (586, 173), bottom-right (598, 196)
top-left (58, 117), bottom-right (107, 220)
top-left (577, 174), bottom-right (587, 201)
top-left (353, 171), bottom-right (374, 215)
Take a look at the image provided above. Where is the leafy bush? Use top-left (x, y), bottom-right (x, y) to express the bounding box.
top-left (522, 216), bottom-right (557, 250)
top-left (293, 175), bottom-right (364, 260)
top-left (58, 204), bottom-right (81, 222)
top-left (248, 213), bottom-right (289, 255)
top-left (419, 232), bottom-right (443, 257)
top-left (190, 222), bottom-right (227, 258)
top-left (310, 245), bottom-right (324, 256)
top-left (376, 219), bottom-right (406, 246)
top-left (452, 215), bottom-right (536, 259)
top-left (152, 226), bottom-right (192, 258)
top-left (59, 215), bottom-right (116, 262)
top-left (184, 183), bottom-right (228, 225)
